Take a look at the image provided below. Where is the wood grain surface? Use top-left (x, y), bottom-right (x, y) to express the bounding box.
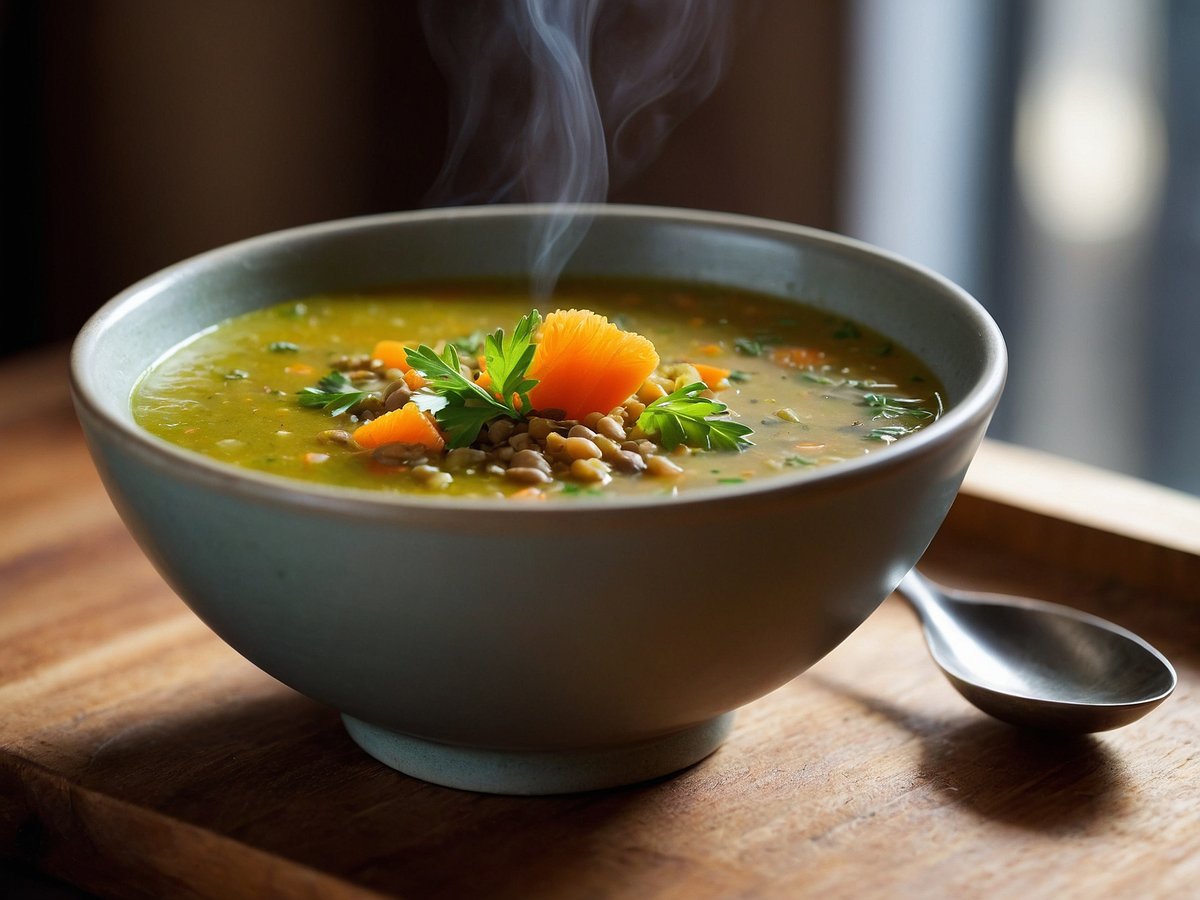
top-left (2, 346), bottom-right (1197, 899)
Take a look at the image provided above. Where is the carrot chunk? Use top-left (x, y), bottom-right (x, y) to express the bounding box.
top-left (402, 368), bottom-right (427, 392)
top-left (372, 340), bottom-right (412, 372)
top-left (771, 346), bottom-right (826, 369)
top-left (689, 362), bottom-right (732, 391)
top-left (526, 309), bottom-right (659, 419)
top-left (352, 402), bottom-right (445, 451)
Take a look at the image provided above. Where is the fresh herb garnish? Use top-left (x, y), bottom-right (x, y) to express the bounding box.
top-left (405, 310), bottom-right (542, 449)
top-left (268, 341), bottom-right (300, 353)
top-left (450, 329), bottom-right (490, 357)
top-left (224, 369), bottom-right (250, 380)
top-left (784, 455), bottom-right (818, 467)
top-left (637, 382), bottom-right (754, 452)
top-left (802, 374), bottom-right (896, 389)
top-left (728, 370), bottom-right (752, 383)
top-left (862, 393), bottom-right (936, 420)
top-left (867, 425), bottom-right (920, 443)
top-left (480, 310), bottom-right (540, 409)
top-left (561, 483), bottom-right (604, 497)
top-left (298, 371), bottom-right (372, 416)
top-left (734, 337), bottom-right (766, 357)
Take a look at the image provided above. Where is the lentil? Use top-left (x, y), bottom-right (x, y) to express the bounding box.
top-left (506, 466), bottom-right (553, 485)
top-left (645, 455), bottom-right (684, 477)
top-left (571, 457), bottom-right (612, 484)
top-left (564, 436), bottom-right (603, 461)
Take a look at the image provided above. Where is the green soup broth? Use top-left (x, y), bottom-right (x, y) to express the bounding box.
top-left (132, 281), bottom-right (945, 499)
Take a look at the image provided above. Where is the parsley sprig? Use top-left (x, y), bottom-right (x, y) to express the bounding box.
top-left (298, 371), bottom-right (372, 416)
top-left (637, 382), bottom-right (754, 452)
top-left (405, 310), bottom-right (542, 448)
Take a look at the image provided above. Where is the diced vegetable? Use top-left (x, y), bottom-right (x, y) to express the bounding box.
top-left (770, 346), bottom-right (826, 368)
top-left (689, 362), bottom-right (731, 391)
top-left (526, 309), bottom-right (660, 419)
top-left (352, 402), bottom-right (446, 451)
top-left (372, 340), bottom-right (412, 371)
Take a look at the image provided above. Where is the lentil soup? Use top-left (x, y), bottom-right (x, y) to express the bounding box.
top-left (132, 281), bottom-right (945, 498)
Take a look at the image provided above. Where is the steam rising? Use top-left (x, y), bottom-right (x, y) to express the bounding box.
top-left (419, 0), bottom-right (737, 296)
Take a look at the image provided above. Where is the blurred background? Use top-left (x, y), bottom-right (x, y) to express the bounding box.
top-left (3, 0), bottom-right (1196, 494)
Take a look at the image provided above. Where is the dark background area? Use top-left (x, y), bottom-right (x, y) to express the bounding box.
top-left (1, 0), bottom-right (845, 359)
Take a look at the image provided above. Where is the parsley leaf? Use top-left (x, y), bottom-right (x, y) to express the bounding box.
top-left (403, 344), bottom-right (509, 448)
top-left (482, 310), bottom-right (541, 409)
top-left (637, 382), bottom-right (754, 452)
top-left (405, 311), bottom-right (542, 448)
top-left (297, 371), bottom-right (372, 416)
top-left (450, 329), bottom-right (489, 356)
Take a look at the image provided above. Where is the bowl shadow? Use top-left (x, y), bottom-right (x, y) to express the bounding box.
top-left (805, 673), bottom-right (1132, 834)
top-left (47, 688), bottom-right (718, 899)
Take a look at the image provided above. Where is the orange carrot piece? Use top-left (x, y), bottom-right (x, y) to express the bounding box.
top-left (771, 346), bottom-right (826, 369)
top-left (371, 340), bottom-right (412, 371)
top-left (526, 309), bottom-right (659, 419)
top-left (695, 343), bottom-right (723, 357)
top-left (690, 362), bottom-right (731, 391)
top-left (402, 368), bottom-right (427, 391)
top-left (352, 402), bottom-right (445, 451)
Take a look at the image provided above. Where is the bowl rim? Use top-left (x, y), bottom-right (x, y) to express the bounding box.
top-left (70, 203), bottom-right (1007, 518)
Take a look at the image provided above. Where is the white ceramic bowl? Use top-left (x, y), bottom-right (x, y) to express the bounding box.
top-left (71, 205), bottom-right (1006, 794)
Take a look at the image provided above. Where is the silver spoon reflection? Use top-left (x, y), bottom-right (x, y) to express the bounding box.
top-left (895, 570), bottom-right (1177, 733)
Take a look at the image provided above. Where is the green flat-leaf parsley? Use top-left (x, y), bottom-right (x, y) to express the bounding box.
top-left (637, 382), bottom-right (754, 452)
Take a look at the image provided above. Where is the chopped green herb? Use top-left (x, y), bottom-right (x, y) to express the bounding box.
top-left (268, 341), bottom-right (300, 353)
top-left (734, 337), bottom-right (766, 357)
top-left (480, 310), bottom-right (540, 410)
top-left (850, 379), bottom-right (895, 389)
top-left (405, 310), bottom-right (542, 448)
top-left (561, 483), bottom-right (603, 497)
top-left (450, 329), bottom-right (490, 356)
top-left (718, 477), bottom-right (745, 484)
top-left (297, 371), bottom-right (373, 416)
top-left (867, 425), bottom-right (920, 443)
top-left (728, 370), bottom-right (752, 383)
top-left (637, 382), bottom-right (754, 452)
top-left (224, 369), bottom-right (250, 380)
top-left (784, 455), bottom-right (818, 467)
top-left (802, 372), bottom-right (837, 385)
top-left (862, 393), bottom-right (936, 420)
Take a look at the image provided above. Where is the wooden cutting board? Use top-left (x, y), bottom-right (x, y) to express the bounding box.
top-left (2, 347), bottom-right (1198, 899)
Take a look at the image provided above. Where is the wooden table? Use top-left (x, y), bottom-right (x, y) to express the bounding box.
top-left (2, 346), bottom-right (1197, 899)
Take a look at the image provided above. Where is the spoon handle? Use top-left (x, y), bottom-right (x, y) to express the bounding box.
top-left (895, 569), bottom-right (945, 618)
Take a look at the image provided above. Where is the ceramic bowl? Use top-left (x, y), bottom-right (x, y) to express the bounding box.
top-left (71, 205), bottom-right (1006, 794)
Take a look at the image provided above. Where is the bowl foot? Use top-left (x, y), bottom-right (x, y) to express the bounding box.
top-left (341, 712), bottom-right (735, 795)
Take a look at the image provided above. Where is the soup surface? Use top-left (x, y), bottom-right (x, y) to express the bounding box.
top-left (133, 281), bottom-right (945, 499)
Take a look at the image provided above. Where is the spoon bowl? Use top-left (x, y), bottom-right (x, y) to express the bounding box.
top-left (896, 570), bottom-right (1177, 733)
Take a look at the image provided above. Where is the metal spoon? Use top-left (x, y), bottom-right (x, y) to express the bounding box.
top-left (895, 569), bottom-right (1177, 733)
